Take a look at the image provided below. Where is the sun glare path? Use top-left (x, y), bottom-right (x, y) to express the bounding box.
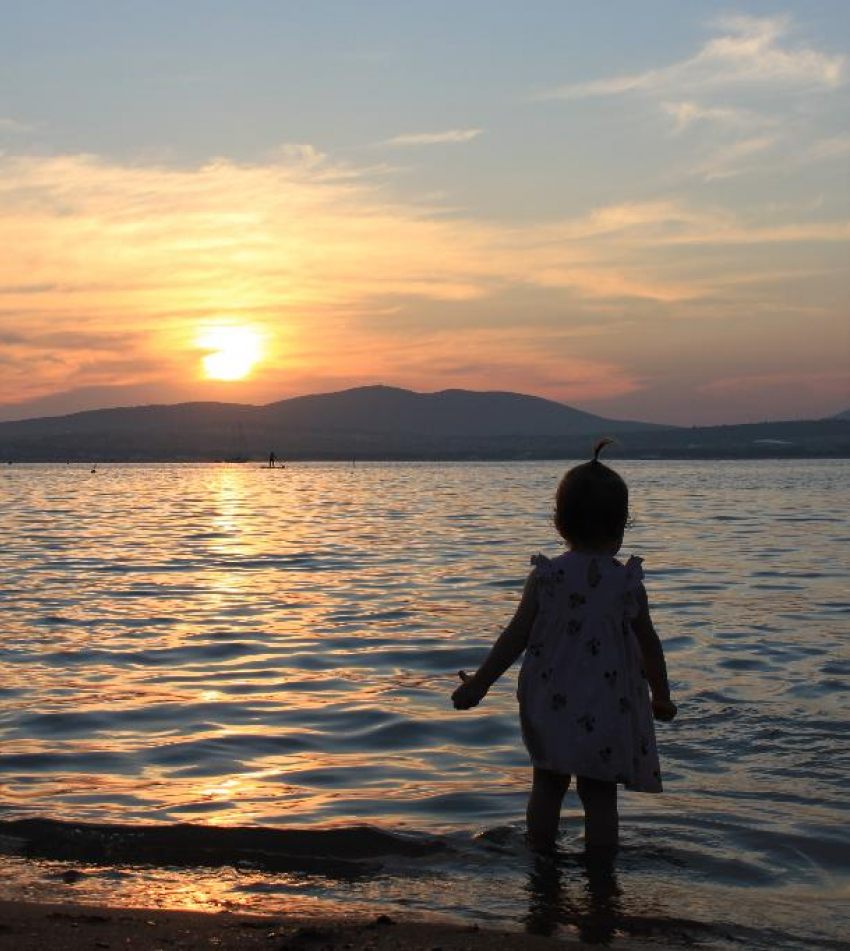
top-left (200, 326), bottom-right (263, 381)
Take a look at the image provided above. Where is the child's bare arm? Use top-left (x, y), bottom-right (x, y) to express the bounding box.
top-left (452, 570), bottom-right (538, 709)
top-left (632, 584), bottom-right (677, 722)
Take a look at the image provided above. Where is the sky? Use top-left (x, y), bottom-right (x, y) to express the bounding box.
top-left (0, 1), bottom-right (848, 425)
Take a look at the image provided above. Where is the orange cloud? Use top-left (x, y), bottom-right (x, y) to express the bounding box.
top-left (0, 148), bottom-right (847, 412)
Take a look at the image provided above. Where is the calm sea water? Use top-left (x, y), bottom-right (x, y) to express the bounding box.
top-left (1, 461), bottom-right (848, 948)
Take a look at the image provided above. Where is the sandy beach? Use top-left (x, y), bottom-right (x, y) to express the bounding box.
top-left (0, 900), bottom-right (672, 950)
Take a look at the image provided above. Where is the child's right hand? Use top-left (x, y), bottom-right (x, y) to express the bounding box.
top-left (452, 670), bottom-right (487, 710)
top-left (652, 697), bottom-right (678, 722)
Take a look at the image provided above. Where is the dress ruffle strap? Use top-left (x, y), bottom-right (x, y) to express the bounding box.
top-left (530, 552), bottom-right (560, 589)
top-left (624, 555), bottom-right (644, 585)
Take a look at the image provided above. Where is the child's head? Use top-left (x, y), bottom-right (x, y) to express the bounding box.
top-left (554, 439), bottom-right (629, 551)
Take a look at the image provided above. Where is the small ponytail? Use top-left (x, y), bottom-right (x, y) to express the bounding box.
top-left (592, 437), bottom-right (614, 463)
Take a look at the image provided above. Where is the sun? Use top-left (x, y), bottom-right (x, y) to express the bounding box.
top-left (199, 325), bottom-right (262, 381)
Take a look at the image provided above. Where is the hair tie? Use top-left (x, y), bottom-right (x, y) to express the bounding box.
top-left (592, 438), bottom-right (614, 462)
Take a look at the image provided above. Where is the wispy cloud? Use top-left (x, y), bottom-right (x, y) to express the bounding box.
top-left (381, 128), bottom-right (483, 147)
top-left (537, 16), bottom-right (846, 184)
top-left (687, 129), bottom-right (850, 180)
top-left (541, 15), bottom-right (845, 100)
top-left (693, 134), bottom-right (782, 181)
top-left (661, 100), bottom-right (776, 134)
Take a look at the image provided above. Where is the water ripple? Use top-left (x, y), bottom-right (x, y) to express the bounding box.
top-left (1, 460), bottom-right (848, 948)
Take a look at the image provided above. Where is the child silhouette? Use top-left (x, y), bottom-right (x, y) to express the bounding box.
top-left (452, 440), bottom-right (676, 854)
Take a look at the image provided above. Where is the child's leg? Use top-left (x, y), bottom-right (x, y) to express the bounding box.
top-left (576, 776), bottom-right (619, 854)
top-left (527, 767), bottom-right (570, 852)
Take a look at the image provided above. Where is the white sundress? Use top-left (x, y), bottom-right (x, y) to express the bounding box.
top-left (517, 551), bottom-right (662, 792)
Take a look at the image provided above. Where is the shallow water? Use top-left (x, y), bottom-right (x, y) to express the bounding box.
top-left (1, 460), bottom-right (848, 947)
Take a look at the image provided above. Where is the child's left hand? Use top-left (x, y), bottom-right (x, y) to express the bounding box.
top-left (452, 670), bottom-right (486, 709)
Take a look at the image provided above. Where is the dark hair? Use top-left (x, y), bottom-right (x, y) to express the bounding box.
top-left (554, 439), bottom-right (629, 549)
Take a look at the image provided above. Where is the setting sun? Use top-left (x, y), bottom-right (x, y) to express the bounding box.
top-left (199, 325), bottom-right (262, 381)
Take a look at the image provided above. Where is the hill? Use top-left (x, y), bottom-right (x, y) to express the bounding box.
top-left (0, 385), bottom-right (848, 460)
top-left (255, 386), bottom-right (657, 437)
top-left (0, 385), bottom-right (658, 461)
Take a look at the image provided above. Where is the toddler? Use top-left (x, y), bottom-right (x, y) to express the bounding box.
top-left (452, 441), bottom-right (676, 854)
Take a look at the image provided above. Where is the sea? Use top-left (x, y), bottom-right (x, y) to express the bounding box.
top-left (1, 460), bottom-right (848, 949)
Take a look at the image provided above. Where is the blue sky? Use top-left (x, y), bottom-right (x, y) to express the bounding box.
top-left (1, 2), bottom-right (848, 423)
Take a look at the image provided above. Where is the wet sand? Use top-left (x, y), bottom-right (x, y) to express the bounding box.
top-left (0, 900), bottom-right (666, 949)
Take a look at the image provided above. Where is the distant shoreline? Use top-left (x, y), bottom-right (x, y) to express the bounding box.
top-left (3, 451), bottom-right (850, 463)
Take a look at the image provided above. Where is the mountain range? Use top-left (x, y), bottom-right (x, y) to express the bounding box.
top-left (0, 385), bottom-right (848, 461)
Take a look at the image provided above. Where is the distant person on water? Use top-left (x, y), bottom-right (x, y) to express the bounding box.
top-left (269, 451), bottom-right (276, 468)
top-left (452, 439), bottom-right (677, 856)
